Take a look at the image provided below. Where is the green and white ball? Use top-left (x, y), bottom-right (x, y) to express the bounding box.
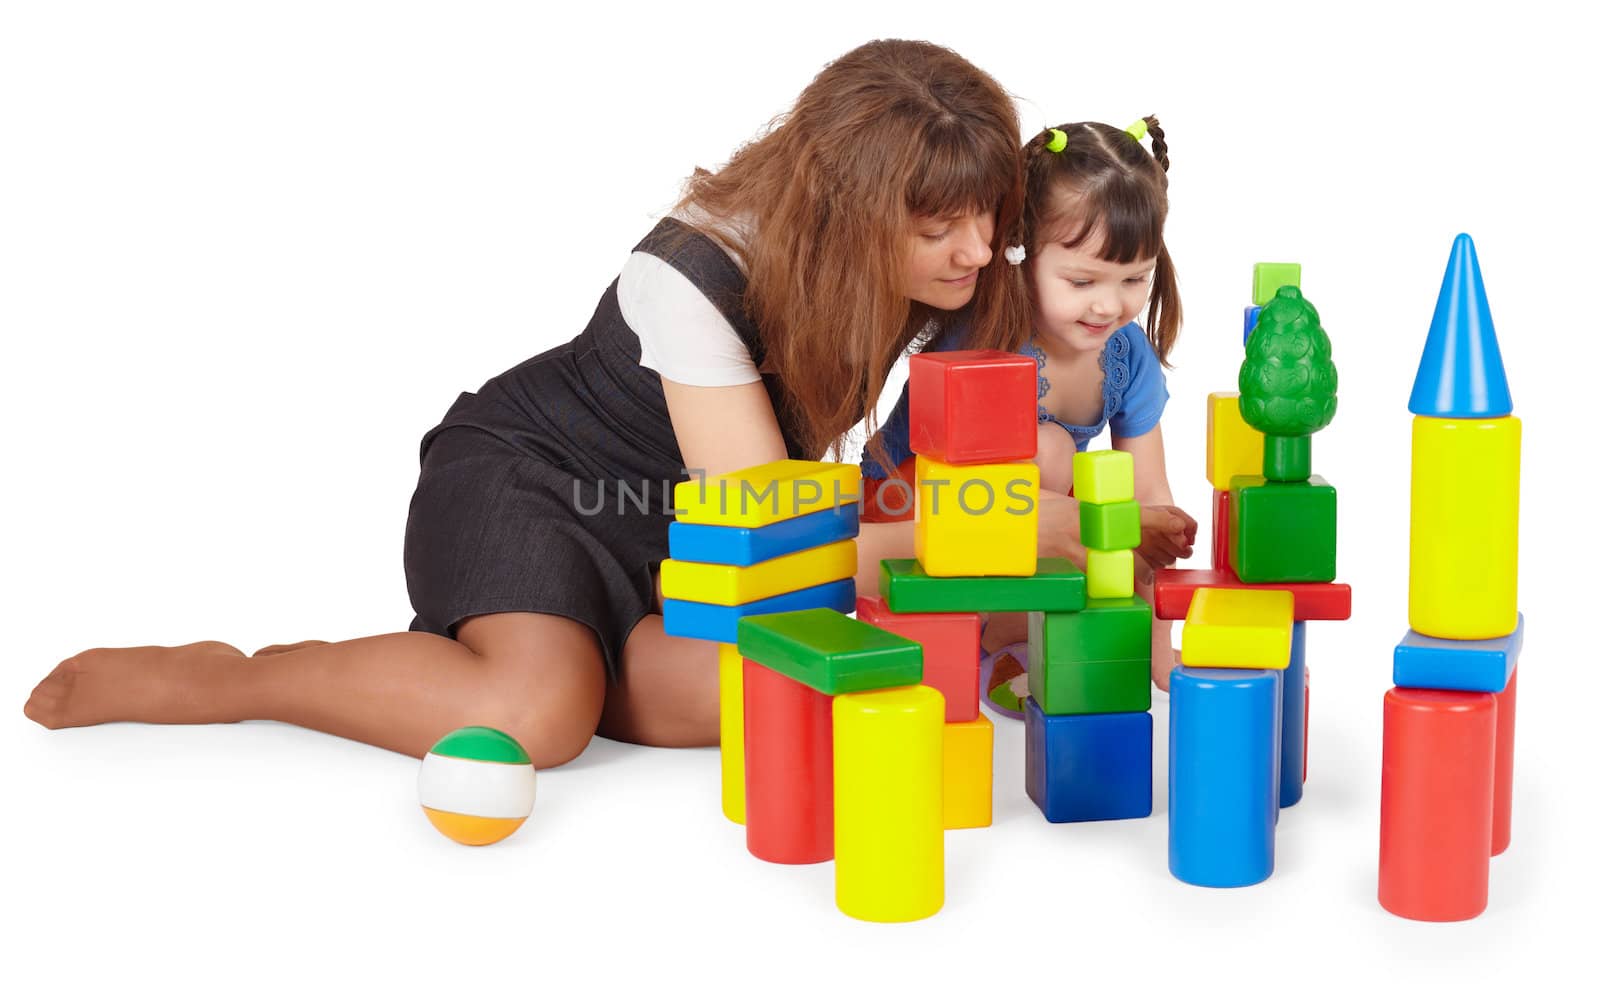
top-left (418, 727), bottom-right (537, 846)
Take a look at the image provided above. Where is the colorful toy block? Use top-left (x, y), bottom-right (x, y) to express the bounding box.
top-left (1027, 597), bottom-right (1152, 715)
top-left (1407, 234), bottom-right (1512, 418)
top-left (1378, 687), bottom-right (1496, 921)
top-left (943, 714), bottom-right (994, 830)
top-left (1229, 475), bottom-right (1337, 583)
top-left (908, 350), bottom-right (1039, 464)
top-left (1210, 488), bottom-right (1232, 571)
top-left (668, 502), bottom-right (860, 566)
top-left (1494, 668), bottom-right (1518, 856)
top-left (1079, 499), bottom-right (1140, 552)
top-left (737, 608), bottom-right (922, 696)
top-left (1085, 548), bottom-right (1135, 599)
top-left (833, 685), bottom-right (945, 922)
top-left (913, 454), bottom-right (1039, 576)
top-left (1252, 262), bottom-right (1301, 306)
top-left (1152, 567), bottom-right (1351, 621)
top-left (1024, 699), bottom-right (1152, 823)
top-left (856, 595), bottom-right (980, 722)
top-left (1169, 666), bottom-right (1282, 888)
top-left (1408, 415), bottom-right (1520, 639)
top-left (1243, 304), bottom-right (1261, 345)
top-left (742, 659), bottom-right (834, 864)
top-left (1206, 392), bottom-right (1265, 490)
top-left (880, 557), bottom-right (1086, 614)
top-left (1393, 613), bottom-right (1523, 692)
top-left (719, 643), bottom-right (745, 825)
top-left (1181, 587), bottom-right (1294, 670)
top-left (660, 539), bottom-right (856, 606)
top-left (1072, 449), bottom-right (1135, 504)
top-left (673, 460), bottom-right (860, 528)
top-left (1281, 622), bottom-right (1307, 809)
top-left (663, 577), bottom-right (855, 644)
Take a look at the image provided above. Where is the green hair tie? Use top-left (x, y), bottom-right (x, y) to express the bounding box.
top-left (1045, 128), bottom-right (1068, 153)
top-left (1125, 119), bottom-right (1149, 142)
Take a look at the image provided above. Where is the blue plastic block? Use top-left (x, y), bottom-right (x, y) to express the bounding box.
top-left (1169, 666), bottom-right (1281, 887)
top-left (1408, 233), bottom-right (1513, 418)
top-left (1392, 612), bottom-right (1523, 693)
top-left (1281, 622), bottom-right (1306, 809)
top-left (661, 578), bottom-right (855, 643)
top-left (1024, 698), bottom-right (1151, 823)
top-left (668, 502), bottom-right (860, 566)
top-left (1243, 304), bottom-right (1261, 345)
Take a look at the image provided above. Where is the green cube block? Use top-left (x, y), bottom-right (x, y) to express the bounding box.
top-left (1252, 262), bottom-right (1302, 306)
top-left (1080, 500), bottom-right (1141, 551)
top-left (737, 608), bottom-right (922, 695)
top-left (1085, 549), bottom-right (1135, 599)
top-left (1229, 474), bottom-right (1337, 583)
top-left (879, 557), bottom-right (1085, 613)
top-left (1072, 449), bottom-right (1135, 504)
top-left (1027, 596), bottom-right (1153, 715)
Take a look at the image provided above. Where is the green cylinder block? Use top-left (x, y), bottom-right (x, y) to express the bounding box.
top-left (1263, 435), bottom-right (1311, 482)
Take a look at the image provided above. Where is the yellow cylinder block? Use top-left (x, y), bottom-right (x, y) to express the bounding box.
top-left (833, 685), bottom-right (945, 922)
top-left (719, 643), bottom-right (745, 825)
top-left (1409, 415), bottom-right (1521, 639)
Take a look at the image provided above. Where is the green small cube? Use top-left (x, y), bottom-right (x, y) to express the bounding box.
top-left (879, 557), bottom-right (1086, 613)
top-left (737, 608), bottom-right (923, 695)
top-left (1252, 262), bottom-right (1302, 306)
top-left (1080, 500), bottom-right (1141, 551)
top-left (1229, 474), bottom-right (1337, 583)
top-left (1073, 449), bottom-right (1135, 504)
top-left (1027, 597), bottom-right (1152, 715)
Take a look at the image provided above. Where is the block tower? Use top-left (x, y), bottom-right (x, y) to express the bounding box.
top-left (1379, 233), bottom-right (1521, 922)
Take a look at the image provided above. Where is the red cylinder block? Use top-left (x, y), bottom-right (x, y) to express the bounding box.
top-left (1493, 668), bottom-right (1518, 856)
top-left (1379, 687), bottom-right (1496, 921)
top-left (742, 659), bottom-right (833, 864)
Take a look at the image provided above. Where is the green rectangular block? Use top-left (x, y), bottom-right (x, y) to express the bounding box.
top-left (880, 557), bottom-right (1086, 614)
top-left (1027, 597), bottom-right (1152, 714)
top-left (1252, 262), bottom-right (1302, 306)
top-left (736, 608), bottom-right (922, 695)
top-left (1229, 474), bottom-right (1337, 583)
top-left (1080, 500), bottom-right (1141, 552)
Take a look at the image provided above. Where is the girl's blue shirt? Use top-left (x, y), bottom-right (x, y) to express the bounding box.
top-left (861, 322), bottom-right (1169, 479)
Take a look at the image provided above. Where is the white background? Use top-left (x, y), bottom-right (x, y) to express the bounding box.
top-left (3, 2), bottom-right (1594, 981)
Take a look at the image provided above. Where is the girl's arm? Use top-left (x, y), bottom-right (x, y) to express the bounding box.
top-left (1113, 424), bottom-right (1197, 570)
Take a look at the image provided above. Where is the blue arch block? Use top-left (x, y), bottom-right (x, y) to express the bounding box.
top-left (668, 503), bottom-right (860, 566)
top-left (1407, 233), bottom-right (1513, 417)
top-left (661, 577), bottom-right (856, 644)
top-left (1024, 699), bottom-right (1152, 823)
top-left (1393, 613), bottom-right (1523, 693)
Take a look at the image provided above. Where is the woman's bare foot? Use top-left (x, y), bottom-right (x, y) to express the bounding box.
top-left (251, 640), bottom-right (329, 659)
top-left (24, 641), bottom-right (250, 729)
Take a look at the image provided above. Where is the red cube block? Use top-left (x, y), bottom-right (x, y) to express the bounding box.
top-left (909, 350), bottom-right (1037, 464)
top-left (856, 594), bottom-right (981, 722)
top-left (1211, 487), bottom-right (1232, 572)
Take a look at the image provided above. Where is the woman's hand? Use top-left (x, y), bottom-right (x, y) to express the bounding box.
top-left (1137, 503), bottom-right (1198, 574)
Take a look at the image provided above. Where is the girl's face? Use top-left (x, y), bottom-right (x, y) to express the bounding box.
top-left (900, 210), bottom-right (995, 309)
top-left (1029, 224), bottom-right (1156, 356)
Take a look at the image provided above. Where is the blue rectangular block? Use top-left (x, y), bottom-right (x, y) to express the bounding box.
top-left (662, 577), bottom-right (856, 643)
top-left (1281, 621), bottom-right (1306, 809)
top-left (668, 503), bottom-right (860, 567)
top-left (1393, 613), bottom-right (1522, 693)
top-left (1024, 699), bottom-right (1151, 823)
top-left (1243, 304), bottom-right (1262, 345)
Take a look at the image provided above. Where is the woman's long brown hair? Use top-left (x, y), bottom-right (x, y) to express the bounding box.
top-left (678, 39), bottom-right (1030, 463)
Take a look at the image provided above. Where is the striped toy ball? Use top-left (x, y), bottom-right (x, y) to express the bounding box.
top-left (418, 726), bottom-right (538, 846)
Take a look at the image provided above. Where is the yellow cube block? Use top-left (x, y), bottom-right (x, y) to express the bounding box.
top-left (718, 643), bottom-right (745, 825)
top-left (1409, 415), bottom-right (1521, 639)
top-left (913, 454), bottom-right (1038, 577)
top-left (659, 539), bottom-right (856, 605)
top-left (1086, 548), bottom-right (1135, 599)
top-left (1181, 587), bottom-right (1294, 669)
top-left (673, 460), bottom-right (861, 528)
top-left (1207, 392), bottom-right (1266, 490)
top-left (943, 714), bottom-right (994, 830)
top-left (834, 685), bottom-right (944, 923)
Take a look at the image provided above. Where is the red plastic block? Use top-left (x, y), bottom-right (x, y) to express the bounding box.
top-left (743, 659), bottom-right (832, 864)
top-left (856, 595), bottom-right (980, 722)
top-left (1153, 567), bottom-right (1351, 621)
top-left (1211, 488), bottom-right (1232, 572)
top-left (1379, 687), bottom-right (1495, 921)
top-left (909, 350), bottom-right (1037, 464)
top-left (1494, 667), bottom-right (1518, 856)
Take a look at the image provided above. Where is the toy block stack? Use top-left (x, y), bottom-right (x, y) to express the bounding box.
top-left (1379, 233), bottom-right (1522, 923)
top-left (661, 460), bottom-right (861, 824)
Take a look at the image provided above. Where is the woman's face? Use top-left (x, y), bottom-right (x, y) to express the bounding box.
top-left (900, 210), bottom-right (995, 309)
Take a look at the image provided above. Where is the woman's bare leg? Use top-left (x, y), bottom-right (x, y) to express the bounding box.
top-left (598, 613), bottom-right (718, 748)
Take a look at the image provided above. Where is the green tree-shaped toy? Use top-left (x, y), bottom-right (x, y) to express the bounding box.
top-left (1238, 286), bottom-right (1338, 481)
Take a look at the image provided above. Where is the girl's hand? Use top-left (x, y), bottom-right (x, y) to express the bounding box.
top-left (1137, 504), bottom-right (1198, 574)
top-left (1037, 488), bottom-right (1086, 569)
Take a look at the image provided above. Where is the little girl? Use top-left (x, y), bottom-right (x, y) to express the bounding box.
top-left (863, 116), bottom-right (1198, 705)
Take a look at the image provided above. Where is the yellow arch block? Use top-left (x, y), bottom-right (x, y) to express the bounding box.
top-left (1181, 587), bottom-right (1294, 669)
top-left (719, 643), bottom-right (745, 825)
top-left (914, 454), bottom-right (1039, 577)
top-left (1207, 392), bottom-right (1265, 490)
top-left (944, 714), bottom-right (994, 830)
top-left (659, 539), bottom-right (857, 606)
top-left (673, 460), bottom-right (861, 528)
top-left (1410, 416), bottom-right (1521, 639)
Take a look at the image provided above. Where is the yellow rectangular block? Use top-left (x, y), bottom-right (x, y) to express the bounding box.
top-left (1409, 415), bottom-right (1521, 638)
top-left (943, 714), bottom-right (994, 830)
top-left (1086, 548), bottom-right (1135, 599)
top-left (719, 643), bottom-right (745, 825)
top-left (914, 454), bottom-right (1038, 577)
top-left (660, 539), bottom-right (856, 606)
top-left (673, 460), bottom-right (861, 528)
top-left (1181, 587), bottom-right (1294, 669)
top-left (1207, 392), bottom-right (1265, 490)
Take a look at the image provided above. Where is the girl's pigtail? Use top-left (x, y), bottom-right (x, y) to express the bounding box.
top-left (1142, 115), bottom-right (1170, 173)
